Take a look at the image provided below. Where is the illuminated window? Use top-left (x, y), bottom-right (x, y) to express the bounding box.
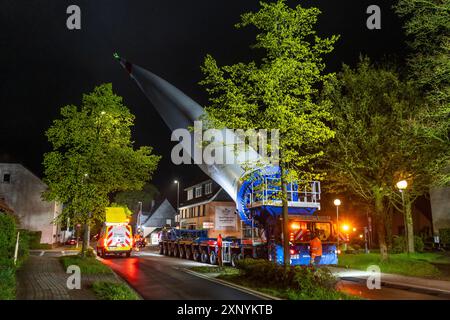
top-left (187, 189), bottom-right (193, 200)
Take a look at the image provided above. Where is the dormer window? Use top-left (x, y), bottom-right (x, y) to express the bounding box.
top-left (195, 186), bottom-right (202, 198)
top-left (205, 182), bottom-right (212, 194)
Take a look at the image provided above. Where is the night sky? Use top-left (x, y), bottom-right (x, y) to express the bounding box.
top-left (0, 0), bottom-right (407, 206)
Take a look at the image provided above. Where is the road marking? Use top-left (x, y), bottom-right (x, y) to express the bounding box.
top-left (183, 268), bottom-right (280, 300)
top-left (40, 251), bottom-right (45, 256)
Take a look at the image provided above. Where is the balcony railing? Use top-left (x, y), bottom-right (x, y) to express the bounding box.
top-left (245, 177), bottom-right (321, 208)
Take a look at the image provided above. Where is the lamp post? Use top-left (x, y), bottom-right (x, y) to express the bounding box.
top-left (334, 199), bottom-right (341, 255)
top-left (396, 180), bottom-right (409, 254)
top-left (174, 179), bottom-right (180, 210)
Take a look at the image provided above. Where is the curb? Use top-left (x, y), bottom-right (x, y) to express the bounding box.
top-left (183, 268), bottom-right (281, 300)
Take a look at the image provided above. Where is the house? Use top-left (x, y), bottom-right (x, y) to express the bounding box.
top-left (176, 179), bottom-right (246, 239)
top-left (0, 163), bottom-right (62, 244)
top-left (138, 198), bottom-right (177, 243)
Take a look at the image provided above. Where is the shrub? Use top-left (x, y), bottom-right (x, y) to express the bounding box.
top-left (92, 281), bottom-right (139, 300)
top-left (234, 259), bottom-right (339, 296)
top-left (391, 235), bottom-right (406, 253)
top-left (414, 236), bottom-right (425, 252)
top-left (439, 229), bottom-right (450, 245)
top-left (0, 267), bottom-right (16, 300)
top-left (0, 214), bottom-right (16, 266)
top-left (392, 235), bottom-right (425, 253)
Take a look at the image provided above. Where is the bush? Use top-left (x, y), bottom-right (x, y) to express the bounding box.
top-left (0, 267), bottom-right (16, 300)
top-left (92, 281), bottom-right (139, 300)
top-left (234, 259), bottom-right (340, 298)
top-left (439, 229), bottom-right (450, 245)
top-left (0, 214), bottom-right (16, 266)
top-left (391, 235), bottom-right (406, 253)
top-left (414, 236), bottom-right (425, 253)
top-left (391, 235), bottom-right (425, 253)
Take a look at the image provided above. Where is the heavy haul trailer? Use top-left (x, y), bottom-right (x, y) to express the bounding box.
top-left (159, 229), bottom-right (267, 266)
top-left (159, 169), bottom-right (339, 266)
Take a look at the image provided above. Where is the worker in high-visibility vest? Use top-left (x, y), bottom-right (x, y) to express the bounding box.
top-left (309, 233), bottom-right (322, 266)
top-left (217, 234), bottom-right (223, 267)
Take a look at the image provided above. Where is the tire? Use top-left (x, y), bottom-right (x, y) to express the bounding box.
top-left (200, 250), bottom-right (209, 263)
top-left (185, 247), bottom-right (192, 260)
top-left (159, 244), bottom-right (164, 255)
top-left (179, 246), bottom-right (185, 259)
top-left (193, 249), bottom-right (201, 262)
top-left (101, 249), bottom-right (106, 258)
top-left (173, 245), bottom-right (179, 257)
top-left (163, 245), bottom-right (169, 256)
top-left (209, 251), bottom-right (217, 265)
top-left (126, 251), bottom-right (131, 258)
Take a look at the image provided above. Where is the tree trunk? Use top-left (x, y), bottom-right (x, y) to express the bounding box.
top-left (404, 192), bottom-right (415, 254)
top-left (374, 189), bottom-right (388, 261)
top-left (280, 167), bottom-right (290, 267)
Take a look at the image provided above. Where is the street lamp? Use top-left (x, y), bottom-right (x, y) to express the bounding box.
top-left (334, 199), bottom-right (341, 254)
top-left (174, 180), bottom-right (180, 211)
top-left (396, 180), bottom-right (409, 254)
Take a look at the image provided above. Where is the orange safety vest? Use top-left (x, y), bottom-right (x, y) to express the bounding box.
top-left (217, 235), bottom-right (223, 247)
top-left (310, 237), bottom-right (322, 257)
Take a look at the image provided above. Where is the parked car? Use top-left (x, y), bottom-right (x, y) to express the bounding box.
top-left (65, 237), bottom-right (77, 246)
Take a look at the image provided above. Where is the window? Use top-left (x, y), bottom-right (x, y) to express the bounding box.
top-left (3, 173), bottom-right (11, 184)
top-left (205, 182), bottom-right (212, 194)
top-left (166, 219), bottom-right (171, 226)
top-left (195, 186), bottom-right (202, 198)
top-left (187, 189), bottom-right (193, 200)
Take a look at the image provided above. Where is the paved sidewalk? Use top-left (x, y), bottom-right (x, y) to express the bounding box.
top-left (330, 267), bottom-right (450, 295)
top-left (16, 255), bottom-right (120, 300)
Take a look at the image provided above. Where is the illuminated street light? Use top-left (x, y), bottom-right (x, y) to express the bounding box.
top-left (397, 179), bottom-right (410, 255)
top-left (396, 180), bottom-right (408, 190)
top-left (342, 224), bottom-right (350, 232)
top-left (353, 227), bottom-right (357, 232)
top-left (334, 199), bottom-right (341, 255)
top-left (174, 180), bottom-right (180, 211)
top-left (359, 234), bottom-right (363, 239)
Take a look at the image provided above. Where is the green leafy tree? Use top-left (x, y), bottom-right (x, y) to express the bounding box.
top-left (200, 0), bottom-right (338, 265)
top-left (321, 58), bottom-right (443, 259)
top-left (114, 183), bottom-right (160, 212)
top-left (395, 0), bottom-right (450, 184)
top-left (43, 83), bottom-right (160, 256)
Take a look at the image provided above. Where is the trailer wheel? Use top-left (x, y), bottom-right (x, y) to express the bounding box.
top-left (209, 251), bottom-right (217, 265)
top-left (179, 246), bottom-right (185, 259)
top-left (185, 247), bottom-right (192, 260)
top-left (200, 250), bottom-right (209, 263)
top-left (193, 249), bottom-right (201, 261)
top-left (163, 245), bottom-right (169, 256)
top-left (159, 244), bottom-right (164, 255)
top-left (126, 251), bottom-right (131, 258)
top-left (173, 245), bottom-right (179, 257)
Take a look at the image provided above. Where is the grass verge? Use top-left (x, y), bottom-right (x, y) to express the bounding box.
top-left (338, 253), bottom-right (449, 278)
top-left (92, 281), bottom-right (139, 300)
top-left (190, 266), bottom-right (239, 275)
top-left (60, 255), bottom-right (112, 275)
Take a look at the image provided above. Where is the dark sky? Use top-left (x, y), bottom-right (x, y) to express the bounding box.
top-left (0, 0), bottom-right (407, 204)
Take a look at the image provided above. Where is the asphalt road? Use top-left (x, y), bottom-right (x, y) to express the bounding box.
top-left (99, 251), bottom-right (261, 300)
